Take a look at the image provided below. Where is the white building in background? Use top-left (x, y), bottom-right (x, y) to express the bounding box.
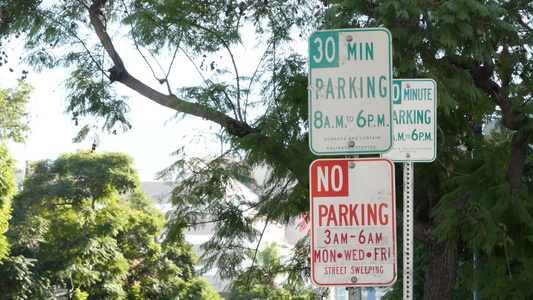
top-left (140, 178), bottom-right (390, 299)
top-left (140, 179), bottom-right (306, 298)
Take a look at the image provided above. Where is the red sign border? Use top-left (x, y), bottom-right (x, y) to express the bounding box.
top-left (309, 158), bottom-right (397, 287)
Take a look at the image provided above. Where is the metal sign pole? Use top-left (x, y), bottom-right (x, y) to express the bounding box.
top-left (403, 162), bottom-right (414, 299)
top-left (347, 287), bottom-right (362, 300)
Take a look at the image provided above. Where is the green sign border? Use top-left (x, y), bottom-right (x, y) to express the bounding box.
top-left (308, 28), bottom-right (393, 155)
top-left (383, 78), bottom-right (437, 163)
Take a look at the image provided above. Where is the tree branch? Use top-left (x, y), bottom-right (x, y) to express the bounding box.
top-left (396, 207), bottom-right (436, 245)
top-left (468, 64), bottom-right (528, 131)
top-left (462, 64), bottom-right (530, 191)
top-left (86, 0), bottom-right (260, 138)
top-left (442, 56), bottom-right (531, 191)
top-left (442, 56), bottom-right (529, 131)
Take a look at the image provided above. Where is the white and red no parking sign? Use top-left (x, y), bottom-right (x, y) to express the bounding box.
top-left (310, 158), bottom-right (397, 286)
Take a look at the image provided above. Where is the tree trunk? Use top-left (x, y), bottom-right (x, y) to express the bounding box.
top-left (398, 208), bottom-right (460, 299)
top-left (423, 240), bottom-right (459, 300)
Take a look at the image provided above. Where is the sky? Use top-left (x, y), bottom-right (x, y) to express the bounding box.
top-left (4, 64), bottom-right (222, 181)
top-left (0, 18), bottom-right (265, 182)
top-left (1, 20), bottom-right (307, 182)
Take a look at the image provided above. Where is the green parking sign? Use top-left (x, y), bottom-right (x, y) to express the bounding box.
top-left (308, 28), bottom-right (393, 155)
top-left (382, 79), bottom-right (437, 162)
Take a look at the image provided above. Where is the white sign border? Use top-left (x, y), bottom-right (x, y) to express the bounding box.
top-left (309, 158), bottom-right (397, 287)
top-left (382, 78), bottom-right (437, 162)
top-left (308, 28), bottom-right (394, 155)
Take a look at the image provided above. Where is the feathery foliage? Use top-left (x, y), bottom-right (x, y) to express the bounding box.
top-left (5, 151), bottom-right (221, 299)
top-left (1, 0), bottom-right (533, 298)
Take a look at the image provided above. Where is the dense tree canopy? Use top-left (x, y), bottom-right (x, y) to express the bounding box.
top-left (1, 0), bottom-right (532, 299)
top-left (0, 80), bottom-right (33, 264)
top-left (4, 151), bottom-right (221, 300)
top-left (0, 143), bottom-right (17, 264)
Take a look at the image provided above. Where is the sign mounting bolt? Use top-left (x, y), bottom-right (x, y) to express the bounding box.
top-left (351, 276), bottom-right (358, 283)
top-left (348, 141), bottom-right (355, 148)
top-left (346, 35), bottom-right (353, 42)
top-left (349, 162), bottom-right (355, 169)
top-left (406, 153), bottom-right (411, 158)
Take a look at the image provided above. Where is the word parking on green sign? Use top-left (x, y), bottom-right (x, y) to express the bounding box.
top-left (308, 28), bottom-right (393, 155)
top-left (382, 79), bottom-right (437, 162)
